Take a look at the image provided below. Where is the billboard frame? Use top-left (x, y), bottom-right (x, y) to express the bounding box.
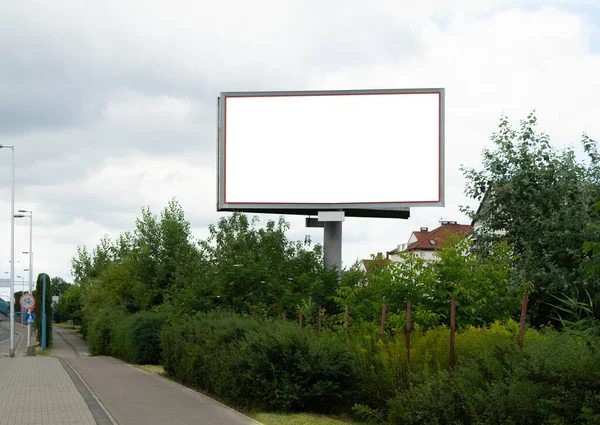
top-left (217, 88), bottom-right (444, 218)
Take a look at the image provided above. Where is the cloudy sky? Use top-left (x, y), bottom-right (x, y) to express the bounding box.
top-left (1, 0), bottom-right (600, 297)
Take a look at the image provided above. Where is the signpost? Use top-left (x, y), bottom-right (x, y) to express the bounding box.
top-left (19, 293), bottom-right (35, 311)
top-left (25, 311), bottom-right (35, 325)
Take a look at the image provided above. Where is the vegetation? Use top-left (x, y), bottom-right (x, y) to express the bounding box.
top-left (33, 273), bottom-right (52, 347)
top-left (462, 112), bottom-right (600, 326)
top-left (54, 113), bottom-right (600, 423)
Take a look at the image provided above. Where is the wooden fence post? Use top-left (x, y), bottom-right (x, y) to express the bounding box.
top-left (450, 297), bottom-right (456, 370)
top-left (379, 303), bottom-right (387, 340)
top-left (344, 304), bottom-right (349, 330)
top-left (318, 304), bottom-right (323, 333)
top-left (519, 294), bottom-right (528, 349)
top-left (406, 299), bottom-right (412, 360)
top-left (299, 309), bottom-right (303, 328)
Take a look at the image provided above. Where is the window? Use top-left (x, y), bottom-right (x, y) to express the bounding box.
top-left (429, 239), bottom-right (436, 245)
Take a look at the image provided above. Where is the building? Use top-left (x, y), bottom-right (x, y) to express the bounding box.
top-left (360, 221), bottom-right (474, 271)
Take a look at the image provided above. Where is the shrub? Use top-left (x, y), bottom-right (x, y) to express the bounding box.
top-left (112, 311), bottom-right (167, 364)
top-left (387, 329), bottom-right (600, 425)
top-left (161, 310), bottom-right (262, 388)
top-left (161, 311), bottom-right (360, 413)
top-left (223, 324), bottom-right (359, 412)
top-left (87, 308), bottom-right (125, 356)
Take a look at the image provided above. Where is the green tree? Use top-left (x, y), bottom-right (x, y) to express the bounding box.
top-left (51, 277), bottom-right (71, 297)
top-left (195, 212), bottom-right (331, 318)
top-left (462, 112), bottom-right (600, 325)
top-left (335, 236), bottom-right (519, 328)
top-left (54, 284), bottom-right (84, 324)
top-left (33, 273), bottom-right (52, 347)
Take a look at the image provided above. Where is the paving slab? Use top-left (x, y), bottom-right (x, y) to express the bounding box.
top-left (0, 357), bottom-right (96, 425)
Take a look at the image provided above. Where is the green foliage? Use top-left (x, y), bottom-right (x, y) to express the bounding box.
top-left (386, 328), bottom-right (600, 425)
top-left (161, 311), bottom-right (359, 413)
top-left (87, 307), bottom-right (126, 356)
top-left (50, 277), bottom-right (71, 297)
top-left (54, 284), bottom-right (84, 324)
top-left (547, 287), bottom-right (599, 337)
top-left (33, 273), bottom-right (52, 347)
top-left (112, 311), bottom-right (167, 364)
top-left (462, 113), bottom-right (600, 325)
top-left (335, 236), bottom-right (521, 329)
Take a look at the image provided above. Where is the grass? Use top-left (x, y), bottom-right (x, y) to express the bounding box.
top-left (134, 364), bottom-right (354, 424)
top-left (35, 347), bottom-right (51, 356)
top-left (134, 364), bottom-right (166, 376)
top-left (249, 412), bottom-right (352, 424)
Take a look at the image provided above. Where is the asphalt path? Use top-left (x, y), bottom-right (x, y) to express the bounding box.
top-left (0, 317), bottom-right (25, 357)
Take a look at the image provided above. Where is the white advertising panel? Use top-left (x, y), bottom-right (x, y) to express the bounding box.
top-left (217, 88), bottom-right (444, 216)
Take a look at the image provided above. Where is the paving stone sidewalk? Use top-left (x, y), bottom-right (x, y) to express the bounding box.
top-left (0, 357), bottom-right (96, 425)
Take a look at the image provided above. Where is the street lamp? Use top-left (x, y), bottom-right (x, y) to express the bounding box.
top-left (0, 144), bottom-right (16, 357)
top-left (16, 209), bottom-right (33, 350)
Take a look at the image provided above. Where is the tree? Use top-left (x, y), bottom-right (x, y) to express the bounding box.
top-left (33, 273), bottom-right (52, 346)
top-left (54, 284), bottom-right (84, 324)
top-left (335, 236), bottom-right (519, 328)
top-left (51, 277), bottom-right (71, 297)
top-left (462, 112), bottom-right (600, 325)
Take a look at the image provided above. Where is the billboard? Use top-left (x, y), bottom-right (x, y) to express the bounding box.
top-left (217, 88), bottom-right (444, 217)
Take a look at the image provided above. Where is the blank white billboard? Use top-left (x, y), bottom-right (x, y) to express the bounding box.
top-left (217, 88), bottom-right (444, 214)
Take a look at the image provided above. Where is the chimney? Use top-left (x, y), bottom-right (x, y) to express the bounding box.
top-left (377, 252), bottom-right (383, 258)
top-left (420, 227), bottom-right (428, 232)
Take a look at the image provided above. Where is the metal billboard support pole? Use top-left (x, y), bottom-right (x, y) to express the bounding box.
top-left (315, 211), bottom-right (344, 279)
top-left (323, 221), bottom-right (342, 272)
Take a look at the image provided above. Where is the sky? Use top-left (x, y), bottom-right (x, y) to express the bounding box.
top-left (1, 0), bottom-right (600, 299)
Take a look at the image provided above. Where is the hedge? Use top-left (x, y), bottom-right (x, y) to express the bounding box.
top-left (112, 311), bottom-right (167, 364)
top-left (161, 311), bottom-right (360, 412)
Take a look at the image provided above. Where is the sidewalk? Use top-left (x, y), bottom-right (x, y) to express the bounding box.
top-left (0, 357), bottom-right (96, 425)
top-left (1, 324), bottom-right (261, 425)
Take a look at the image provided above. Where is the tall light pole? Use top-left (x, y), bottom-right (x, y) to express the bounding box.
top-left (16, 209), bottom-right (32, 350)
top-left (0, 144), bottom-right (16, 357)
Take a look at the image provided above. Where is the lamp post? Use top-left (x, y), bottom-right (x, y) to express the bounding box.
top-left (0, 144), bottom-right (15, 357)
top-left (16, 209), bottom-right (32, 350)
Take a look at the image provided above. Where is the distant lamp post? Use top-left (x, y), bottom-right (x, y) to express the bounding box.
top-left (16, 209), bottom-right (33, 351)
top-left (0, 144), bottom-right (16, 357)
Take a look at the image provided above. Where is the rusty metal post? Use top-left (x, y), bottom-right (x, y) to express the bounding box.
top-left (299, 309), bottom-right (303, 328)
top-left (519, 294), bottom-right (528, 348)
top-left (344, 304), bottom-right (349, 330)
top-left (379, 303), bottom-right (387, 340)
top-left (450, 297), bottom-right (456, 370)
top-left (318, 304), bottom-right (323, 333)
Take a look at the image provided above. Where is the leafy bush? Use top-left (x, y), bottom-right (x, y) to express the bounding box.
top-left (87, 308), bottom-right (125, 356)
top-left (161, 311), bottom-right (359, 412)
top-left (112, 311), bottom-right (167, 364)
top-left (387, 329), bottom-right (600, 425)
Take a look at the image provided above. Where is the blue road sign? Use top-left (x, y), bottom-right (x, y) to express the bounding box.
top-left (25, 311), bottom-right (36, 324)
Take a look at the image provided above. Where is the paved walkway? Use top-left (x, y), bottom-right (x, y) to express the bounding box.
top-left (53, 326), bottom-right (88, 357)
top-left (0, 357), bottom-right (96, 425)
top-left (1, 323), bottom-right (260, 424)
top-left (68, 356), bottom-right (260, 425)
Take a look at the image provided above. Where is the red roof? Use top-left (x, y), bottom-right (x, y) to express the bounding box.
top-left (361, 254), bottom-right (390, 273)
top-left (406, 223), bottom-right (473, 251)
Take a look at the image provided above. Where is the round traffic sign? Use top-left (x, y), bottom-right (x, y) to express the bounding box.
top-left (19, 293), bottom-right (36, 310)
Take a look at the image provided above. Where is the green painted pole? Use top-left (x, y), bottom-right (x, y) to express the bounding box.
top-left (42, 274), bottom-right (47, 350)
